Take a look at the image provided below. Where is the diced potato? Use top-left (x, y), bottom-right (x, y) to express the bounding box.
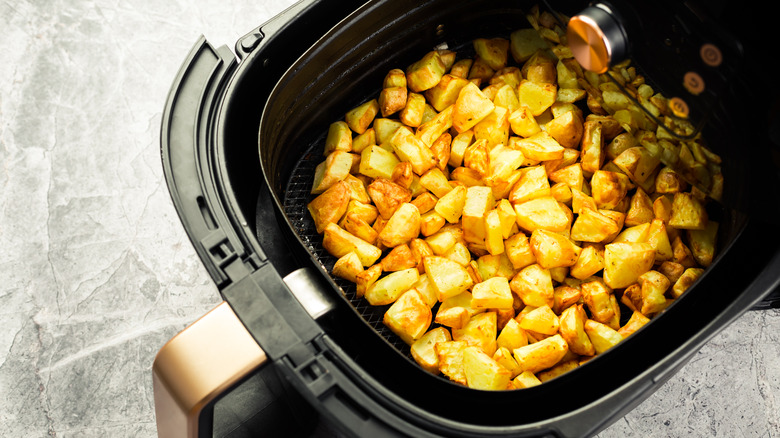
top-left (618, 310), bottom-right (650, 338)
top-left (538, 359), bottom-right (580, 382)
top-left (473, 38), bottom-right (510, 70)
top-left (323, 121), bottom-right (352, 155)
top-left (548, 163), bottom-right (584, 192)
top-left (463, 139), bottom-right (490, 176)
top-left (355, 264), bottom-right (382, 298)
top-left (445, 242), bottom-right (472, 267)
top-left (521, 50), bottom-right (556, 84)
top-left (612, 223), bottom-right (650, 244)
top-left (552, 285), bottom-right (581, 314)
top-left (603, 242), bottom-right (655, 289)
top-left (508, 106), bottom-right (542, 138)
top-left (434, 185), bottom-right (466, 223)
top-left (581, 279), bottom-right (615, 325)
top-left (436, 340), bottom-right (468, 384)
top-left (474, 106), bottom-right (511, 149)
top-left (671, 267), bottom-right (705, 298)
top-left (475, 253), bottom-right (516, 281)
top-left (646, 218), bottom-right (673, 262)
top-left (412, 273), bottom-right (438, 307)
top-left (311, 150), bottom-right (355, 195)
top-left (637, 270), bottom-right (669, 315)
top-left (365, 267), bottom-right (419, 306)
top-left (308, 180), bottom-right (350, 233)
top-left (463, 186), bottom-right (496, 244)
top-left (510, 28), bottom-right (549, 63)
top-left (482, 209), bottom-right (504, 256)
top-left (624, 188), bottom-right (654, 226)
top-left (512, 334), bottom-right (568, 374)
top-left (417, 104), bottom-right (454, 148)
top-left (400, 92), bottom-right (427, 127)
top-left (504, 232), bottom-right (537, 270)
top-left (612, 146), bottom-right (661, 185)
top-left (388, 126), bottom-right (437, 176)
top-left (453, 82), bottom-right (496, 133)
top-left (510, 263), bottom-right (554, 307)
top-left (406, 51), bottom-right (447, 92)
top-left (517, 80), bottom-right (557, 116)
top-left (497, 318), bottom-right (528, 351)
top-left (472, 276), bottom-right (514, 310)
top-left (383, 289), bottom-right (432, 345)
top-left (423, 256), bottom-right (474, 301)
top-left (378, 86), bottom-right (408, 117)
top-left (559, 304), bottom-right (595, 356)
top-left (453, 312), bottom-right (498, 356)
top-left (411, 327), bottom-right (452, 374)
top-left (419, 168), bottom-right (452, 199)
top-left (435, 305), bottom-right (471, 329)
top-left (583, 320), bottom-right (623, 354)
top-left (508, 165), bottom-right (550, 204)
top-left (687, 221), bottom-right (718, 267)
top-left (570, 244), bottom-right (605, 280)
top-left (669, 192), bottom-right (708, 230)
top-left (512, 370), bottom-right (542, 389)
top-left (529, 229), bottom-right (579, 269)
top-left (463, 346), bottom-right (512, 390)
top-left (351, 128), bottom-right (375, 154)
top-left (514, 131), bottom-right (564, 161)
top-left (367, 178), bottom-right (412, 220)
top-left (514, 196), bottom-right (572, 234)
top-left (381, 244), bottom-right (417, 272)
top-left (493, 346), bottom-right (522, 378)
top-left (377, 203), bottom-right (421, 248)
top-left (426, 74), bottom-right (471, 112)
top-left (546, 109), bottom-right (584, 149)
top-left (342, 212), bottom-right (378, 245)
top-left (332, 252), bottom-right (363, 283)
top-left (590, 170), bottom-right (629, 210)
top-left (345, 99), bottom-right (380, 134)
top-left (420, 210), bottom-right (446, 237)
top-left (469, 56), bottom-right (496, 82)
top-left (518, 305), bottom-right (559, 335)
top-left (322, 223), bottom-right (382, 267)
top-left (360, 145), bottom-right (400, 180)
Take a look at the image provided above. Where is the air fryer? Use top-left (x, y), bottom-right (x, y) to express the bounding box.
top-left (153, 0), bottom-right (780, 437)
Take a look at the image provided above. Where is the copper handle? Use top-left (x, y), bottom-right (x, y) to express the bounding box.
top-left (152, 302), bottom-right (267, 438)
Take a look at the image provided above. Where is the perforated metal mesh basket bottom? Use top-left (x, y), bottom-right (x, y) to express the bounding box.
top-left (283, 147), bottom-right (413, 357)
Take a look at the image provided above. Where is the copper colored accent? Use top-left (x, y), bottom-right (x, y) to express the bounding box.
top-left (567, 15), bottom-right (611, 74)
top-left (700, 43), bottom-right (722, 67)
top-left (153, 302), bottom-right (267, 438)
top-left (669, 97), bottom-right (690, 118)
top-left (683, 71), bottom-right (705, 95)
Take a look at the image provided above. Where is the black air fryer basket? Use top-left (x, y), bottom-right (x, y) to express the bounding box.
top-left (154, 0), bottom-right (780, 437)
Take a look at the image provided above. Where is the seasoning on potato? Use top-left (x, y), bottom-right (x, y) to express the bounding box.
top-left (306, 4), bottom-right (721, 390)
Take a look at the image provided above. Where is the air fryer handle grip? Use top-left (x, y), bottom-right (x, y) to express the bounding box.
top-left (153, 302), bottom-right (268, 438)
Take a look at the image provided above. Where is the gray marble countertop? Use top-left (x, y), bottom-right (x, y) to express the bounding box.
top-left (1, 1), bottom-right (778, 437)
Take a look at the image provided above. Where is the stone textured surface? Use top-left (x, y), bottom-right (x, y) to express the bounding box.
top-left (0, 1), bottom-right (778, 437)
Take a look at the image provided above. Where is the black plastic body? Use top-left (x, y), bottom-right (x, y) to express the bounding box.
top-left (160, 0), bottom-right (780, 436)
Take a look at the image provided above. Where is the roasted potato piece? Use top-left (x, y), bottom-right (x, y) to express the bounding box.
top-left (473, 37), bottom-right (510, 70)
top-left (514, 196), bottom-right (572, 234)
top-left (518, 305), bottom-right (559, 335)
top-left (463, 346), bottom-right (512, 390)
top-left (472, 276), bottom-right (514, 310)
top-left (322, 223), bottom-right (382, 267)
top-left (308, 180), bottom-right (351, 233)
top-left (453, 82), bottom-right (496, 133)
top-left (383, 289), bottom-right (432, 345)
top-left (584, 319), bottom-right (623, 354)
top-left (332, 252), bottom-right (364, 283)
top-left (311, 150), bottom-right (355, 195)
top-left (603, 242), bottom-right (655, 289)
top-left (546, 109), bottom-right (584, 149)
top-left (510, 263), bottom-right (554, 308)
top-left (453, 311), bottom-right (498, 356)
top-left (423, 255), bottom-right (475, 301)
top-left (377, 203), bottom-right (421, 248)
top-left (411, 327), bottom-right (452, 374)
top-left (669, 192), bottom-right (708, 230)
top-left (462, 186), bottom-right (496, 244)
top-left (512, 333), bottom-right (568, 374)
top-left (378, 86), bottom-right (408, 117)
top-left (406, 51), bottom-right (447, 92)
top-left (559, 304), bottom-right (595, 356)
top-left (436, 340), bottom-right (468, 384)
top-left (530, 229), bottom-right (579, 269)
top-left (514, 131), bottom-right (565, 161)
top-left (364, 267), bottom-right (419, 306)
top-left (517, 80), bottom-right (557, 116)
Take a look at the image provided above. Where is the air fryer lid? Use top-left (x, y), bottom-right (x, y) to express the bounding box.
top-left (252, 0), bottom-right (777, 434)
